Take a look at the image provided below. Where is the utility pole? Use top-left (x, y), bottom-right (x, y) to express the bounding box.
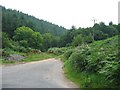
top-left (92, 17), bottom-right (97, 25)
top-left (91, 17), bottom-right (97, 42)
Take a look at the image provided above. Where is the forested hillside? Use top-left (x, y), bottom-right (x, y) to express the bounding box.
top-left (2, 6), bottom-right (67, 38)
top-left (1, 5), bottom-right (68, 51)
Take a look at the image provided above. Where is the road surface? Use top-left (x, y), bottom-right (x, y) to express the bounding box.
top-left (2, 58), bottom-right (78, 88)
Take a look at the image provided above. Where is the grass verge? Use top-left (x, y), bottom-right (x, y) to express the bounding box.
top-left (22, 52), bottom-right (56, 62)
top-left (2, 52), bottom-right (56, 65)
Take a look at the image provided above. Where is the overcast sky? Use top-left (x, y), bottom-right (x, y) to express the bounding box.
top-left (0, 0), bottom-right (119, 29)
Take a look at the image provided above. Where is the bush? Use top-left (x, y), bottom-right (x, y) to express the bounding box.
top-left (19, 40), bottom-right (28, 48)
top-left (68, 52), bottom-right (88, 72)
top-left (2, 32), bottom-right (14, 48)
top-left (63, 35), bottom-right (119, 88)
top-left (29, 49), bottom-right (41, 54)
top-left (13, 46), bottom-right (27, 53)
top-left (99, 61), bottom-right (120, 87)
top-left (64, 49), bottom-right (74, 59)
top-left (86, 52), bottom-right (106, 73)
top-left (2, 48), bottom-right (11, 57)
top-left (48, 47), bottom-right (67, 55)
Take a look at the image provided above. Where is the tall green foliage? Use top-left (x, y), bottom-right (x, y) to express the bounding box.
top-left (13, 26), bottom-right (43, 50)
top-left (61, 22), bottom-right (118, 47)
top-left (2, 32), bottom-right (13, 48)
top-left (72, 34), bottom-right (83, 46)
top-left (63, 35), bottom-right (119, 88)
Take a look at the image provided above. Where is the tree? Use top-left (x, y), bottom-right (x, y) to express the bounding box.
top-left (2, 6), bottom-right (67, 38)
top-left (109, 21), bottom-right (113, 26)
top-left (72, 34), bottom-right (83, 46)
top-left (30, 32), bottom-right (43, 49)
top-left (13, 26), bottom-right (34, 41)
top-left (59, 30), bottom-right (74, 47)
top-left (71, 25), bottom-right (76, 31)
top-left (84, 33), bottom-right (93, 43)
top-left (13, 26), bottom-right (43, 50)
top-left (42, 33), bottom-right (53, 50)
top-left (116, 24), bottom-right (120, 34)
top-left (2, 32), bottom-right (13, 48)
top-left (106, 26), bottom-right (118, 37)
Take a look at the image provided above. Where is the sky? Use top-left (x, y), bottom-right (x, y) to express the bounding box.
top-left (0, 0), bottom-right (119, 29)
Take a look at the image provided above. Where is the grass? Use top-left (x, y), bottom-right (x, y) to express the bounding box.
top-left (2, 52), bottom-right (56, 65)
top-left (2, 60), bottom-right (16, 64)
top-left (22, 52), bottom-right (56, 62)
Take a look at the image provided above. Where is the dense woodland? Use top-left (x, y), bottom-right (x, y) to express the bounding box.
top-left (2, 6), bottom-right (67, 37)
top-left (1, 6), bottom-right (120, 88)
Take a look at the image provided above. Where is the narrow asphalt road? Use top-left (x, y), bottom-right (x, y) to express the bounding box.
top-left (2, 58), bottom-right (78, 88)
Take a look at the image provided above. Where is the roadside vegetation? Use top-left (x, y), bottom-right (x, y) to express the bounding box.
top-left (2, 53), bottom-right (56, 65)
top-left (49, 35), bottom-right (119, 89)
top-left (1, 47), bottom-right (56, 65)
top-left (21, 53), bottom-right (56, 62)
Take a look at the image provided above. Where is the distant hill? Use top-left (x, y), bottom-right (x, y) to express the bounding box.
top-left (1, 6), bottom-right (67, 38)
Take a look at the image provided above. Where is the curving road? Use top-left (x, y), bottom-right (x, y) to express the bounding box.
top-left (2, 58), bottom-right (78, 88)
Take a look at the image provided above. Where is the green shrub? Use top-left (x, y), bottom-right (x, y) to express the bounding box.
top-left (2, 48), bottom-right (11, 57)
top-left (86, 51), bottom-right (107, 73)
top-left (64, 49), bottom-right (74, 59)
top-left (48, 47), bottom-right (67, 55)
top-left (63, 35), bottom-right (119, 88)
top-left (2, 32), bottom-right (14, 48)
top-left (13, 46), bottom-right (27, 53)
top-left (99, 61), bottom-right (120, 88)
top-left (19, 40), bottom-right (28, 48)
top-left (69, 52), bottom-right (88, 72)
top-left (29, 48), bottom-right (41, 54)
